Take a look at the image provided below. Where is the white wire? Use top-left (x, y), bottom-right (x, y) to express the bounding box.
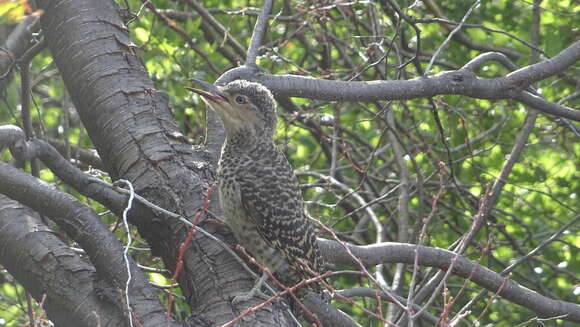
top-left (117, 179), bottom-right (135, 327)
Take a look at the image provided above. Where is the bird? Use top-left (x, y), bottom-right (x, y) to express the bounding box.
top-left (186, 79), bottom-right (325, 308)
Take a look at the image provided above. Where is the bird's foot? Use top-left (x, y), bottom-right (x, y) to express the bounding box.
top-left (231, 288), bottom-right (271, 305)
top-left (231, 272), bottom-right (272, 305)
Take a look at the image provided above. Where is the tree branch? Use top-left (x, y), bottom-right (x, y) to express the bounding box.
top-left (336, 287), bottom-right (439, 325)
top-left (223, 41), bottom-right (580, 121)
top-left (319, 240), bottom-right (580, 322)
top-left (0, 162), bottom-right (180, 327)
top-left (46, 138), bottom-right (103, 169)
top-left (0, 12), bottom-right (41, 92)
top-left (245, 0), bottom-right (273, 66)
top-left (303, 292), bottom-right (363, 327)
top-left (181, 0), bottom-right (246, 59)
top-left (0, 195), bottom-right (127, 326)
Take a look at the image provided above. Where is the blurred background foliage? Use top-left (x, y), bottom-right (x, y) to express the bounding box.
top-left (0, 0), bottom-right (579, 326)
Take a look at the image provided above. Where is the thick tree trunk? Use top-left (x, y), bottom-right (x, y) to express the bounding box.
top-left (25, 0), bottom-right (293, 325)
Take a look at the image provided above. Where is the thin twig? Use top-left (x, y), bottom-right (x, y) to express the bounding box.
top-left (425, 0), bottom-right (481, 75)
top-left (245, 0), bottom-right (273, 66)
top-left (182, 0), bottom-right (246, 58)
top-left (144, 1), bottom-right (220, 74)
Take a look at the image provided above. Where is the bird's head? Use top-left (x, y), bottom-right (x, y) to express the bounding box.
top-left (187, 79), bottom-right (277, 140)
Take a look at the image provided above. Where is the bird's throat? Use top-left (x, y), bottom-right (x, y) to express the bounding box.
top-left (223, 126), bottom-right (259, 149)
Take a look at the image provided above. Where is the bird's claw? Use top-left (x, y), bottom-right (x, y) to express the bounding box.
top-left (231, 289), bottom-right (271, 305)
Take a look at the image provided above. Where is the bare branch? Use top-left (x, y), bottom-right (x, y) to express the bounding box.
top-left (0, 124), bottom-right (25, 149)
top-left (245, 0), bottom-right (273, 66)
top-left (3, 128), bottom-right (126, 214)
top-left (422, 0), bottom-right (525, 60)
top-left (229, 41), bottom-right (580, 120)
top-left (319, 240), bottom-right (580, 322)
top-left (181, 0), bottom-right (246, 59)
top-left (425, 0), bottom-right (481, 75)
top-left (303, 292), bottom-right (363, 327)
top-left (0, 161), bottom-right (180, 327)
top-left (144, 1), bottom-right (220, 74)
top-left (337, 287), bottom-right (439, 324)
top-left (0, 13), bottom-right (41, 91)
top-left (0, 195), bottom-right (127, 326)
top-left (46, 138), bottom-right (103, 169)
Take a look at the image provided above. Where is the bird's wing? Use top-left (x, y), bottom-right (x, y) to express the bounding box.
top-left (238, 152), bottom-right (323, 277)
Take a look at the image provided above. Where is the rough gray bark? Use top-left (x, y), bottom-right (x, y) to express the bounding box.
top-left (0, 195), bottom-right (126, 327)
top-left (7, 0), bottom-right (294, 325)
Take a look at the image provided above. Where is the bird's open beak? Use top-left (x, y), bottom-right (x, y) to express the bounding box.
top-left (185, 78), bottom-right (227, 103)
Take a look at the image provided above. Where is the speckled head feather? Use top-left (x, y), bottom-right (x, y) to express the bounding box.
top-left (220, 80), bottom-right (277, 136)
top-left (188, 79), bottom-right (277, 140)
top-left (221, 80), bottom-right (276, 115)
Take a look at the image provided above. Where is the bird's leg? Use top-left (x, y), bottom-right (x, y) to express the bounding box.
top-left (231, 271), bottom-right (271, 304)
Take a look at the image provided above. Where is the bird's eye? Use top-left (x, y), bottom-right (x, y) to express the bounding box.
top-left (234, 95), bottom-right (246, 104)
